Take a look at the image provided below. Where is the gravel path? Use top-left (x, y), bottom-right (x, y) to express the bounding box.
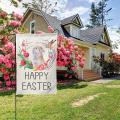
top-left (91, 75), bottom-right (120, 84)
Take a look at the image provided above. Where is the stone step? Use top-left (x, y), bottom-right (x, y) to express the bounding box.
top-left (84, 75), bottom-right (101, 79)
top-left (83, 69), bottom-right (101, 81)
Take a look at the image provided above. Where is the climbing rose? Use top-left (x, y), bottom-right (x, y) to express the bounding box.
top-left (1, 36), bottom-right (8, 44)
top-left (79, 61), bottom-right (85, 68)
top-left (5, 63), bottom-right (12, 69)
top-left (57, 35), bottom-right (64, 42)
top-left (9, 20), bottom-right (21, 27)
top-left (0, 11), bottom-right (7, 18)
top-left (69, 75), bottom-right (72, 79)
top-left (0, 9), bottom-right (22, 86)
top-left (71, 66), bottom-right (77, 71)
top-left (0, 55), bottom-right (4, 64)
top-left (6, 81), bottom-right (11, 87)
top-left (64, 74), bottom-right (68, 78)
top-left (48, 26), bottom-right (54, 33)
top-left (0, 81), bottom-right (2, 85)
top-left (13, 12), bottom-right (23, 21)
top-left (5, 42), bottom-right (14, 50)
top-left (4, 74), bottom-right (10, 81)
top-left (1, 68), bottom-right (7, 74)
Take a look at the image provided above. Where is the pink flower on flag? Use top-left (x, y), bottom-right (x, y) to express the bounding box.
top-left (23, 52), bottom-right (29, 58)
top-left (20, 60), bottom-right (26, 66)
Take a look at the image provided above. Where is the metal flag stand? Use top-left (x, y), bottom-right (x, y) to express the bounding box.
top-left (15, 34), bottom-right (17, 120)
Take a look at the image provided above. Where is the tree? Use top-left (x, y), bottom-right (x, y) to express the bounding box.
top-left (113, 27), bottom-right (120, 49)
top-left (97, 0), bottom-right (112, 26)
top-left (7, 0), bottom-right (22, 7)
top-left (23, 0), bottom-right (58, 14)
top-left (87, 0), bottom-right (112, 28)
top-left (86, 2), bottom-right (100, 28)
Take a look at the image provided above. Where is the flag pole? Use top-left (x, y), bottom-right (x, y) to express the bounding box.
top-left (15, 34), bottom-right (17, 120)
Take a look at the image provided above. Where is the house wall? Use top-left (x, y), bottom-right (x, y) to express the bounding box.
top-left (94, 44), bottom-right (111, 61)
top-left (70, 24), bottom-right (80, 38)
top-left (23, 12), bottom-right (48, 33)
top-left (74, 39), bottom-right (93, 70)
top-left (74, 39), bottom-right (111, 70)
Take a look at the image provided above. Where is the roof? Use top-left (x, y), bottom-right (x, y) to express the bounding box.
top-left (40, 11), bottom-right (64, 35)
top-left (23, 7), bottom-right (110, 45)
top-left (79, 26), bottom-right (105, 43)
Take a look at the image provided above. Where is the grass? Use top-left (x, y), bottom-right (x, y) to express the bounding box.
top-left (0, 80), bottom-right (120, 120)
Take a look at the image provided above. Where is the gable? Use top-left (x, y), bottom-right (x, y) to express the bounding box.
top-left (72, 15), bottom-right (83, 27)
top-left (22, 9), bottom-right (49, 33)
top-left (100, 28), bottom-right (111, 46)
top-left (61, 14), bottom-right (83, 28)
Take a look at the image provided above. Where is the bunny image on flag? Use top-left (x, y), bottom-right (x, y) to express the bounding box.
top-left (16, 33), bottom-right (57, 95)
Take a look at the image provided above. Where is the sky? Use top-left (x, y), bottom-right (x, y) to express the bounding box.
top-left (0, 0), bottom-right (120, 53)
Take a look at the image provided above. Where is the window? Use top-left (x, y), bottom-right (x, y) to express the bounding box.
top-left (71, 25), bottom-right (80, 38)
top-left (30, 20), bottom-right (35, 34)
top-left (92, 48), bottom-right (96, 56)
top-left (100, 53), bottom-right (105, 60)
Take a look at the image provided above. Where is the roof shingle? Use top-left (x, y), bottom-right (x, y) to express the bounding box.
top-left (79, 26), bottom-right (104, 43)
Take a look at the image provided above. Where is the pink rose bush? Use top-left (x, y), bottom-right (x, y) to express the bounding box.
top-left (0, 10), bottom-right (22, 89)
top-left (57, 35), bottom-right (85, 79)
top-left (0, 41), bottom-right (16, 87)
top-left (47, 26), bottom-right (85, 79)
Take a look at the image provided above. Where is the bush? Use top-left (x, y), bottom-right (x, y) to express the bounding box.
top-left (102, 61), bottom-right (120, 78)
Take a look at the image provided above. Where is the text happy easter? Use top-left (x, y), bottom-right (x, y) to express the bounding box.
top-left (21, 72), bottom-right (51, 91)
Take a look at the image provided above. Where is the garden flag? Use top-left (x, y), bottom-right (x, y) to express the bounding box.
top-left (16, 34), bottom-right (57, 94)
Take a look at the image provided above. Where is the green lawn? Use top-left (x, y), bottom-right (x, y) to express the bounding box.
top-left (0, 80), bottom-right (120, 120)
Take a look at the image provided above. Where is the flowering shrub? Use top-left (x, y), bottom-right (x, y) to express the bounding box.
top-left (0, 9), bottom-right (22, 88)
top-left (93, 54), bottom-right (120, 77)
top-left (112, 53), bottom-right (120, 63)
top-left (47, 26), bottom-right (85, 79)
top-left (57, 35), bottom-right (85, 79)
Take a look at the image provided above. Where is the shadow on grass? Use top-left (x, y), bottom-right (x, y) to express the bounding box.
top-left (0, 90), bottom-right (23, 97)
top-left (0, 90), bottom-right (15, 96)
top-left (57, 82), bottom-right (88, 90)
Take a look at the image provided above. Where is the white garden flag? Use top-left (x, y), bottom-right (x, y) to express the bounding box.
top-left (16, 34), bottom-right (57, 94)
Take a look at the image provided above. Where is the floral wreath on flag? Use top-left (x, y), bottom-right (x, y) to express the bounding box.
top-left (18, 40), bottom-right (56, 71)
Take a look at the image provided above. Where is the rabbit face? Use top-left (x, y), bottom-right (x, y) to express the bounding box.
top-left (32, 46), bottom-right (44, 58)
